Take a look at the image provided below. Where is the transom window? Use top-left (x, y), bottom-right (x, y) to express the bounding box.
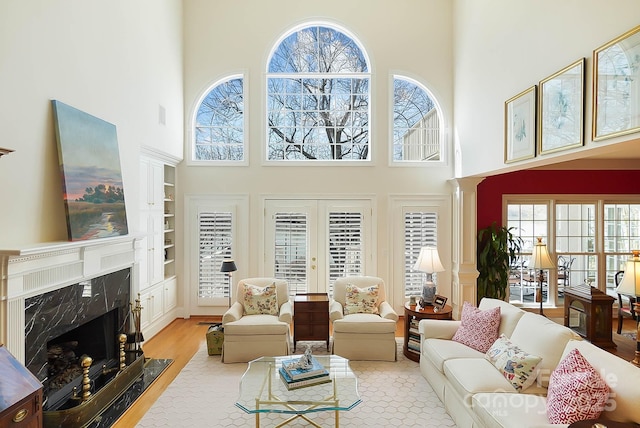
top-left (393, 76), bottom-right (442, 163)
top-left (266, 24), bottom-right (371, 161)
top-left (193, 75), bottom-right (245, 163)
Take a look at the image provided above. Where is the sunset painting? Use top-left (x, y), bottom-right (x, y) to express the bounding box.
top-left (52, 100), bottom-right (129, 241)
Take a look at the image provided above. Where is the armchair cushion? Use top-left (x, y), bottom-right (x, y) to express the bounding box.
top-left (344, 283), bottom-right (379, 314)
top-left (243, 282), bottom-right (278, 315)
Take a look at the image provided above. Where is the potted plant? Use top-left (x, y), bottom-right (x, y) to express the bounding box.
top-left (477, 221), bottom-right (523, 304)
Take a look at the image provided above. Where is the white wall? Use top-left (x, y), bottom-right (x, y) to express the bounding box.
top-left (0, 0), bottom-right (184, 246)
top-left (180, 0), bottom-right (456, 312)
top-left (454, 0), bottom-right (640, 178)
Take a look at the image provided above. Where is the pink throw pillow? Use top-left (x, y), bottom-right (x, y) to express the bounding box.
top-left (546, 348), bottom-right (610, 424)
top-left (451, 301), bottom-right (501, 353)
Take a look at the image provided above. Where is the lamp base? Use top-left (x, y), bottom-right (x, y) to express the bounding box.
top-left (420, 282), bottom-right (436, 306)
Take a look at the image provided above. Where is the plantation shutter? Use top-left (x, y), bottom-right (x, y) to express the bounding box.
top-left (274, 212), bottom-right (308, 295)
top-left (328, 211), bottom-right (363, 294)
top-left (198, 211), bottom-right (233, 301)
top-left (404, 211), bottom-right (438, 295)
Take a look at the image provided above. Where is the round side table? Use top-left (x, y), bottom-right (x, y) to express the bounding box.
top-left (403, 302), bottom-right (452, 362)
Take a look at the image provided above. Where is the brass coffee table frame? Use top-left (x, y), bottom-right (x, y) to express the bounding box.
top-left (236, 355), bottom-right (360, 428)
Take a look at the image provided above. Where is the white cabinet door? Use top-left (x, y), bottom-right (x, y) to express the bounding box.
top-left (164, 277), bottom-right (177, 311)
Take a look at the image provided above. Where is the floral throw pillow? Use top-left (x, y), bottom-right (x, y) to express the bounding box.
top-left (344, 284), bottom-right (379, 315)
top-left (485, 334), bottom-right (542, 392)
top-left (451, 301), bottom-right (501, 353)
top-left (546, 348), bottom-right (610, 424)
top-left (242, 283), bottom-right (278, 315)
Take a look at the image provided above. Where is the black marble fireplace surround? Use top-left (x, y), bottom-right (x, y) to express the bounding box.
top-left (24, 268), bottom-right (131, 409)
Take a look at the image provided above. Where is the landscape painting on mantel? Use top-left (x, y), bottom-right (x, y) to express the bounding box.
top-left (52, 100), bottom-right (128, 241)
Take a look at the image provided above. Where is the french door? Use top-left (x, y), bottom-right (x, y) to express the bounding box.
top-left (264, 199), bottom-right (373, 296)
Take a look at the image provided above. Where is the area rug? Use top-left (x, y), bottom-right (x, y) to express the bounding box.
top-left (136, 340), bottom-right (456, 427)
top-left (621, 331), bottom-right (637, 341)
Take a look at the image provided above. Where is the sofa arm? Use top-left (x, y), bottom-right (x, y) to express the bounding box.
top-left (329, 300), bottom-right (344, 322)
top-left (418, 319), bottom-right (461, 339)
top-left (379, 301), bottom-right (399, 321)
top-left (222, 302), bottom-right (243, 325)
top-left (279, 300), bottom-right (293, 324)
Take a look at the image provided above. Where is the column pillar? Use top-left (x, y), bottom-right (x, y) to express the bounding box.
top-left (449, 177), bottom-right (484, 318)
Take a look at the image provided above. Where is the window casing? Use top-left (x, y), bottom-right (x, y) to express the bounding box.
top-left (404, 211), bottom-right (438, 296)
top-left (392, 76), bottom-right (443, 164)
top-left (192, 75), bottom-right (246, 164)
top-left (505, 197), bottom-right (640, 307)
top-left (266, 24), bottom-right (371, 162)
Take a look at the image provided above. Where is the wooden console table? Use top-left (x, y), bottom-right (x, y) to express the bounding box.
top-left (564, 285), bottom-right (616, 349)
top-left (0, 345), bottom-right (42, 428)
top-left (293, 293), bottom-right (330, 351)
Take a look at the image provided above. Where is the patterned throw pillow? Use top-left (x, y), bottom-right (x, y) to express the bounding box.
top-left (546, 348), bottom-right (610, 424)
top-left (451, 301), bottom-right (501, 353)
top-left (485, 334), bottom-right (542, 392)
top-left (344, 283), bottom-right (379, 315)
top-left (242, 283), bottom-right (278, 315)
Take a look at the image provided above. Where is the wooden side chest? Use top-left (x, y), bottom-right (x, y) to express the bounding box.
top-left (293, 293), bottom-right (330, 351)
top-left (0, 345), bottom-right (43, 428)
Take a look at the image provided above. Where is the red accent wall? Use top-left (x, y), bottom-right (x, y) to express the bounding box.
top-left (477, 170), bottom-right (640, 230)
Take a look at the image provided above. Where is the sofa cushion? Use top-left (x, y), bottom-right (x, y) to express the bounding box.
top-left (546, 348), bottom-right (609, 424)
top-left (422, 338), bottom-right (485, 372)
top-left (331, 313), bottom-right (396, 334)
top-left (473, 393), bottom-right (550, 428)
top-left (224, 314), bottom-right (290, 335)
top-left (344, 283), bottom-right (379, 315)
top-left (443, 358), bottom-right (519, 407)
top-left (561, 340), bottom-right (640, 423)
top-left (510, 312), bottom-right (580, 387)
top-left (452, 301), bottom-right (501, 353)
top-left (485, 334), bottom-right (542, 392)
top-left (478, 297), bottom-right (526, 338)
top-left (243, 282), bottom-right (278, 315)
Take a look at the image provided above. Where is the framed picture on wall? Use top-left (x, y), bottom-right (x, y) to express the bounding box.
top-left (504, 86), bottom-right (537, 163)
top-left (593, 24), bottom-right (640, 141)
top-left (538, 58), bottom-right (585, 155)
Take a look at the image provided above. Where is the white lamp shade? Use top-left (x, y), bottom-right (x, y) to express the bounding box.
top-left (616, 252), bottom-right (640, 297)
top-left (413, 246), bottom-right (444, 273)
top-left (530, 238), bottom-right (555, 270)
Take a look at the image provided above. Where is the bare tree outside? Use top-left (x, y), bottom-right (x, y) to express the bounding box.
top-left (194, 77), bottom-right (244, 161)
top-left (267, 26), bottom-right (370, 160)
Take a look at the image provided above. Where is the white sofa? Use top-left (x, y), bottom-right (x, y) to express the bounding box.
top-left (419, 298), bottom-right (640, 428)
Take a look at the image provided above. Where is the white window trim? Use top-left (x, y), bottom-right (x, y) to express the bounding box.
top-left (389, 194), bottom-right (452, 314)
top-left (187, 72), bottom-right (249, 167)
top-left (389, 72), bottom-right (449, 167)
top-left (184, 194), bottom-right (249, 315)
top-left (263, 21), bottom-right (373, 165)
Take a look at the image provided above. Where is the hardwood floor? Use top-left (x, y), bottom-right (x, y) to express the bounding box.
top-left (113, 315), bottom-right (638, 427)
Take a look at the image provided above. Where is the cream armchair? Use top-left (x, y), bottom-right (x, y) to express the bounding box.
top-left (221, 278), bottom-right (292, 363)
top-left (330, 276), bottom-right (399, 361)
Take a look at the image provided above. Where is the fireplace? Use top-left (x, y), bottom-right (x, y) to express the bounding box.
top-left (0, 235), bottom-right (144, 427)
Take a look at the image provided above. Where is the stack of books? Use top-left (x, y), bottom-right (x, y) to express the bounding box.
top-left (278, 355), bottom-right (330, 390)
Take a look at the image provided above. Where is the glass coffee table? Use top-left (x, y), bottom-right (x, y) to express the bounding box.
top-left (236, 354), bottom-right (361, 427)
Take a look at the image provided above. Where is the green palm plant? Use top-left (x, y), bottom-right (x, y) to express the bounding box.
top-left (477, 221), bottom-right (523, 304)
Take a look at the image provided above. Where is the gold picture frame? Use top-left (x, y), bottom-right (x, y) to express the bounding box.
top-left (505, 86), bottom-right (537, 163)
top-left (538, 58), bottom-right (585, 155)
top-left (592, 24), bottom-right (640, 141)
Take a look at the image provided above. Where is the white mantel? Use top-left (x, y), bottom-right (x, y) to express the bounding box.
top-left (0, 235), bottom-right (142, 362)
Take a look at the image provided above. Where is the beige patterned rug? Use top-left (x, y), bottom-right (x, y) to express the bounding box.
top-left (136, 339), bottom-right (456, 427)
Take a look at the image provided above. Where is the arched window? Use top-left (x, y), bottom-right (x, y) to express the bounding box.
top-left (192, 75), bottom-right (245, 163)
top-left (393, 76), bottom-right (443, 163)
top-left (266, 24), bottom-right (371, 161)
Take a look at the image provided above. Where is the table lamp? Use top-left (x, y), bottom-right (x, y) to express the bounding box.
top-left (413, 246), bottom-right (444, 306)
top-left (530, 237), bottom-right (555, 316)
top-left (220, 259), bottom-right (237, 307)
top-left (615, 250), bottom-right (640, 367)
